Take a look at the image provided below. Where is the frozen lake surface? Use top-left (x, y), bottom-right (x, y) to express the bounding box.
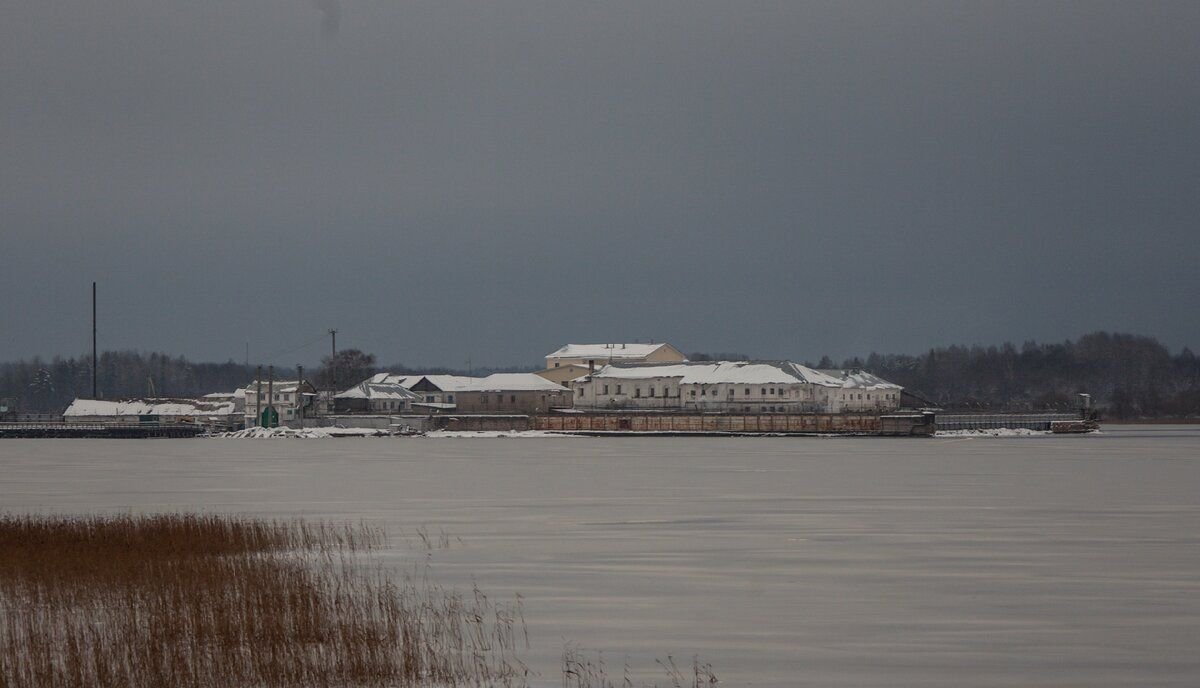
top-left (3, 426), bottom-right (1199, 687)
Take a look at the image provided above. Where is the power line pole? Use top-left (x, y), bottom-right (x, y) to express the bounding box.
top-left (267, 365), bottom-right (275, 428)
top-left (328, 329), bottom-right (338, 390)
top-left (297, 364), bottom-right (304, 429)
top-left (255, 365), bottom-right (262, 429)
top-left (91, 282), bottom-right (97, 399)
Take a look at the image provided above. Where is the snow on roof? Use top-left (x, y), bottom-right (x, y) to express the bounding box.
top-left (817, 369), bottom-right (903, 390)
top-left (588, 361), bottom-right (846, 387)
top-left (335, 379), bottom-right (420, 400)
top-left (471, 373), bottom-right (568, 392)
top-left (546, 343), bottom-right (677, 360)
top-left (242, 380), bottom-right (309, 394)
top-left (64, 398), bottom-right (237, 417)
top-left (409, 375), bottom-right (482, 392)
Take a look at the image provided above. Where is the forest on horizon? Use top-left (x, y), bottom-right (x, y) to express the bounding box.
top-left (1, 331), bottom-right (1197, 420)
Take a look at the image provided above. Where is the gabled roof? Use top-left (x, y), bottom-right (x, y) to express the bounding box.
top-left (470, 373), bottom-right (568, 392)
top-left (817, 369), bottom-right (903, 390)
top-left (587, 361), bottom-right (846, 387)
top-left (335, 379), bottom-right (421, 401)
top-left (546, 343), bottom-right (680, 360)
top-left (241, 380), bottom-right (312, 394)
top-left (407, 375), bottom-right (482, 393)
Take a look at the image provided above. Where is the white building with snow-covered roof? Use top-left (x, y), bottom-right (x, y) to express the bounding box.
top-left (818, 369), bottom-right (904, 412)
top-left (241, 379), bottom-right (318, 427)
top-left (570, 361), bottom-right (901, 413)
top-left (334, 373), bottom-right (421, 414)
top-left (64, 397), bottom-right (242, 429)
top-left (544, 343), bottom-right (687, 371)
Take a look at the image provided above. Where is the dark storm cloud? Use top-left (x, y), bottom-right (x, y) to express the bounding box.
top-left (1, 1), bottom-right (1198, 368)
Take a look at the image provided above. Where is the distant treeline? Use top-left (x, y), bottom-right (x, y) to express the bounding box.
top-left (0, 352), bottom-right (256, 414)
top-left (810, 332), bottom-right (1200, 419)
top-left (2, 332), bottom-right (1198, 418)
top-left (0, 349), bottom-right (536, 415)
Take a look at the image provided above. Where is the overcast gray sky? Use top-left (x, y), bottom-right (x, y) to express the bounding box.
top-left (2, 1), bottom-right (1197, 369)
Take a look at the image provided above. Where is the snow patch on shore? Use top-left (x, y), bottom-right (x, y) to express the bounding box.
top-left (207, 427), bottom-right (392, 439)
top-left (422, 430), bottom-right (577, 439)
top-left (935, 428), bottom-right (1050, 438)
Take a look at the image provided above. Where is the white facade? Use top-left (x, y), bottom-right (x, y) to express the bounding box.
top-left (242, 380), bottom-right (315, 427)
top-left (820, 369), bottom-right (904, 412)
top-left (571, 362), bottom-right (902, 413)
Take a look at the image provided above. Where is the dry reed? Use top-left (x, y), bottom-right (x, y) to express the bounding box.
top-left (0, 513), bottom-right (527, 688)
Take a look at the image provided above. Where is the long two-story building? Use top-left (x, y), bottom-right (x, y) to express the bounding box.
top-left (570, 361), bottom-right (902, 413)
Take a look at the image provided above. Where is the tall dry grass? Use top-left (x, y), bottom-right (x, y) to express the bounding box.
top-left (0, 514), bottom-right (528, 688)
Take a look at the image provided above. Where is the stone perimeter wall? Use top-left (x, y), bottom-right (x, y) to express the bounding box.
top-left (534, 413), bottom-right (882, 434)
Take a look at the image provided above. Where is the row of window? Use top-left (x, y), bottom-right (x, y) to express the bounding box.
top-left (482, 395), bottom-right (519, 404)
top-left (838, 393), bottom-right (896, 401)
top-left (591, 384), bottom-right (798, 398)
top-left (247, 392), bottom-right (293, 403)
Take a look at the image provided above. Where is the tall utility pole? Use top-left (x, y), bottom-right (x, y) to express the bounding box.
top-left (255, 365), bottom-right (263, 428)
top-left (91, 282), bottom-right (97, 399)
top-left (328, 329), bottom-right (338, 391)
top-left (297, 365), bottom-right (304, 428)
top-left (267, 365), bottom-right (275, 428)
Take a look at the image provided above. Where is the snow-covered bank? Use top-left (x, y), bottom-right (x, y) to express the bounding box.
top-left (422, 430), bottom-right (576, 439)
top-left (935, 428), bottom-right (1051, 438)
top-left (206, 427), bottom-right (394, 439)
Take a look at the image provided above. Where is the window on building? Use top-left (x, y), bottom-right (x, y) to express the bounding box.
top-left (616, 385), bottom-right (622, 395)
top-left (770, 388), bottom-right (776, 395)
top-left (634, 388), bottom-right (641, 398)
top-left (577, 388), bottom-right (584, 396)
top-left (649, 387), bottom-right (655, 397)
top-left (510, 395), bottom-right (516, 403)
top-left (745, 388), bottom-right (750, 395)
top-left (603, 385), bottom-right (609, 395)
top-left (761, 388), bottom-right (766, 396)
top-left (690, 390), bottom-right (696, 397)
top-left (700, 389), bottom-right (706, 397)
top-left (496, 394), bottom-right (503, 403)
top-left (554, 362), bottom-right (560, 368)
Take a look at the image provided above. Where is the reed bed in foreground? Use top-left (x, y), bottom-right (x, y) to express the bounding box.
top-left (0, 514), bottom-right (527, 688)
